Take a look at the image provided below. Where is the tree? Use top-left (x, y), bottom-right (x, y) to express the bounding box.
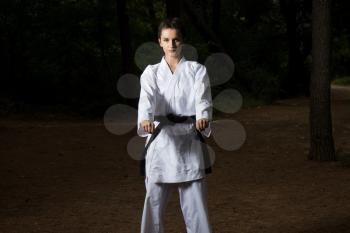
top-left (279, 0), bottom-right (309, 97)
top-left (309, 0), bottom-right (335, 161)
top-left (116, 0), bottom-right (132, 73)
top-left (212, 0), bottom-right (221, 35)
top-left (182, 0), bottom-right (225, 52)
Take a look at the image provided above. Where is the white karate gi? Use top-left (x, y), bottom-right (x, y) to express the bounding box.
top-left (138, 56), bottom-right (213, 233)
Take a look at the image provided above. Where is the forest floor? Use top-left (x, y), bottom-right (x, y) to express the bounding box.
top-left (1, 85), bottom-right (350, 233)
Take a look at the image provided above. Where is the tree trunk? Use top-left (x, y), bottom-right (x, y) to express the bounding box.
top-left (210, 0), bottom-right (221, 53)
top-left (116, 0), bottom-right (132, 73)
top-left (13, 0), bottom-right (27, 99)
top-left (309, 0), bottom-right (335, 161)
top-left (212, 0), bottom-right (221, 35)
top-left (182, 0), bottom-right (225, 52)
top-left (279, 0), bottom-right (308, 97)
top-left (145, 0), bottom-right (158, 37)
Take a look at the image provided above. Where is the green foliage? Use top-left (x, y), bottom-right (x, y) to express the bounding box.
top-left (0, 0), bottom-right (118, 107)
top-left (332, 77), bottom-right (350, 86)
top-left (0, 0), bottom-right (349, 115)
top-left (333, 34), bottom-right (350, 77)
top-left (242, 94), bottom-right (270, 108)
top-left (237, 66), bottom-right (281, 102)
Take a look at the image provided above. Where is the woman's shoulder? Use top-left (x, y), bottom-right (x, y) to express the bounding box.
top-left (185, 60), bottom-right (206, 73)
top-left (142, 62), bottom-right (160, 77)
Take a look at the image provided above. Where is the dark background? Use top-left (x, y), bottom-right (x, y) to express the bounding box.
top-left (1, 0), bottom-right (349, 117)
top-left (1, 1), bottom-right (350, 233)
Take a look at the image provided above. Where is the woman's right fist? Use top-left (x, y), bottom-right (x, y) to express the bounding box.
top-left (141, 120), bottom-right (155, 134)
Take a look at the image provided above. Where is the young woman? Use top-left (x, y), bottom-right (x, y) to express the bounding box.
top-left (137, 17), bottom-right (213, 233)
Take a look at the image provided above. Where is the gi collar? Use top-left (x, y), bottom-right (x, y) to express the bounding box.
top-left (160, 55), bottom-right (186, 76)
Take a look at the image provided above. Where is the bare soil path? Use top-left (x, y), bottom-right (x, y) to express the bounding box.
top-left (0, 85), bottom-right (350, 233)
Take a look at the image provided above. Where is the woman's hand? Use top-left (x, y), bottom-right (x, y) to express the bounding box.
top-left (196, 118), bottom-right (209, 131)
top-left (141, 120), bottom-right (155, 134)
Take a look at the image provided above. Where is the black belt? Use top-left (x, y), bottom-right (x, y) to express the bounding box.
top-left (139, 114), bottom-right (212, 176)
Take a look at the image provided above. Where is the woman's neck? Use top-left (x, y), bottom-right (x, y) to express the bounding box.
top-left (165, 54), bottom-right (182, 66)
top-left (165, 55), bottom-right (182, 73)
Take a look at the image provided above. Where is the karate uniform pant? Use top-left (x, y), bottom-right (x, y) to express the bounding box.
top-left (140, 177), bottom-right (213, 233)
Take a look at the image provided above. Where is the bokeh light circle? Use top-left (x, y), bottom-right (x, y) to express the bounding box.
top-left (117, 73), bottom-right (140, 99)
top-left (182, 44), bottom-right (198, 61)
top-left (205, 53), bottom-right (235, 86)
top-left (134, 42), bottom-right (163, 71)
top-left (211, 119), bottom-right (246, 151)
top-left (213, 88), bottom-right (243, 114)
top-left (104, 104), bottom-right (137, 135)
top-left (127, 135), bottom-right (146, 160)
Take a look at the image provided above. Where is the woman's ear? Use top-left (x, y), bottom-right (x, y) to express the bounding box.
top-left (158, 38), bottom-right (162, 47)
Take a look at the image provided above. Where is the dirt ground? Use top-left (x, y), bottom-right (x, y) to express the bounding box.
top-left (1, 85), bottom-right (350, 233)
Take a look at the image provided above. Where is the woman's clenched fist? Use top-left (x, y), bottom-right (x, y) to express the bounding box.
top-left (196, 118), bottom-right (209, 131)
top-left (141, 120), bottom-right (155, 134)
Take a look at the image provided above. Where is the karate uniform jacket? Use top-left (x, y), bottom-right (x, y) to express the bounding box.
top-left (137, 56), bottom-right (213, 183)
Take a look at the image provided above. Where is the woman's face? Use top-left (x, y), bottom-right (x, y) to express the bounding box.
top-left (158, 28), bottom-right (183, 59)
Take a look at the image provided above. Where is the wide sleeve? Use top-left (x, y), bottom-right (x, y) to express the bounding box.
top-left (194, 64), bottom-right (213, 137)
top-left (137, 65), bottom-right (157, 137)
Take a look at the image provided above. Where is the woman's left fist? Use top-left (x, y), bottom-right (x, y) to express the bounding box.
top-left (196, 118), bottom-right (209, 131)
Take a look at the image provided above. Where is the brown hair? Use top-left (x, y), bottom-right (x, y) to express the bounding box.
top-left (157, 17), bottom-right (186, 41)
